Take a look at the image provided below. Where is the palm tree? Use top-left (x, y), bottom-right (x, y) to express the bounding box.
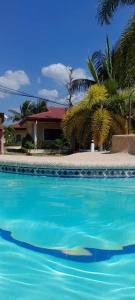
top-left (9, 100), bottom-right (35, 122)
top-left (63, 84), bottom-right (129, 151)
top-left (113, 15), bottom-right (135, 87)
top-left (72, 36), bottom-right (116, 93)
top-left (65, 67), bottom-right (94, 107)
top-left (9, 99), bottom-right (47, 122)
top-left (88, 35), bottom-right (114, 81)
top-left (97, 1), bottom-right (135, 88)
top-left (29, 99), bottom-right (47, 114)
top-left (97, 0), bottom-right (135, 25)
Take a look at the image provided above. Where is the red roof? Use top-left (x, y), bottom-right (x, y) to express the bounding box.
top-left (11, 123), bottom-right (26, 129)
top-left (24, 107), bottom-right (66, 122)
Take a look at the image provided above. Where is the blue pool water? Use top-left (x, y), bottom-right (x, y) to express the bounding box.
top-left (0, 173), bottom-right (135, 299)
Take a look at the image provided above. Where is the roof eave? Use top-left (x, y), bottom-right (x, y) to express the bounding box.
top-left (25, 117), bottom-right (63, 122)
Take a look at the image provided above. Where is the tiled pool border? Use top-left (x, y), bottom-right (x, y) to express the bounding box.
top-left (0, 162), bottom-right (135, 178)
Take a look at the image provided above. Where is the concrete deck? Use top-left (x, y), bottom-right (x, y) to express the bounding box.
top-left (0, 152), bottom-right (135, 168)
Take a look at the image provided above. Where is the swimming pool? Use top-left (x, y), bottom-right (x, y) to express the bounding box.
top-left (0, 172), bottom-right (135, 300)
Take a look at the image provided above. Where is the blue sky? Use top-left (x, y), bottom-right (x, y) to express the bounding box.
top-left (0, 0), bottom-right (134, 114)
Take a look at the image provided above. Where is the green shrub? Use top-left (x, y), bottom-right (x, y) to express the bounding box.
top-left (45, 137), bottom-right (69, 150)
top-left (22, 134), bottom-right (34, 149)
top-left (24, 141), bottom-right (35, 149)
top-left (4, 127), bottom-right (16, 145)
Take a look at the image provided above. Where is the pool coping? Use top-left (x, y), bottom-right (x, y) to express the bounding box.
top-left (0, 161), bottom-right (135, 178)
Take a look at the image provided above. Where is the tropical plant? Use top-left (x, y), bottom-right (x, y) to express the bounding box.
top-left (97, 0), bottom-right (135, 88)
top-left (24, 140), bottom-right (35, 150)
top-left (9, 99), bottom-right (47, 122)
top-left (51, 138), bottom-right (68, 150)
top-left (97, 0), bottom-right (135, 25)
top-left (113, 15), bottom-right (135, 87)
top-left (34, 99), bottom-right (47, 114)
top-left (9, 100), bottom-right (34, 122)
top-left (70, 71), bottom-right (94, 95)
top-left (64, 67), bottom-right (94, 107)
top-left (88, 35), bottom-right (114, 82)
top-left (22, 134), bottom-right (34, 149)
top-left (72, 36), bottom-right (117, 94)
top-left (63, 84), bottom-right (129, 151)
top-left (4, 127), bottom-right (16, 145)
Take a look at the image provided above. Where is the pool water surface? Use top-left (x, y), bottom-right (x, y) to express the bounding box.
top-left (0, 173), bottom-right (135, 300)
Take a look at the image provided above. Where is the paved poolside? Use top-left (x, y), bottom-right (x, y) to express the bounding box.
top-left (0, 152), bottom-right (135, 168)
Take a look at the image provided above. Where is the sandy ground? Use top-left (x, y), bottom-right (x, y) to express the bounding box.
top-left (0, 152), bottom-right (135, 168)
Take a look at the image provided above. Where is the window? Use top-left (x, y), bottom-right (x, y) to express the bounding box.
top-left (16, 134), bottom-right (21, 143)
top-left (44, 129), bottom-right (62, 141)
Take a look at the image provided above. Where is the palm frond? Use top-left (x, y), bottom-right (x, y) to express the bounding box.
top-left (91, 51), bottom-right (108, 82)
top-left (71, 78), bottom-right (94, 93)
top-left (87, 57), bottom-right (99, 83)
top-left (8, 109), bottom-right (21, 122)
top-left (85, 84), bottom-right (108, 108)
top-left (8, 109), bottom-right (20, 116)
top-left (113, 14), bottom-right (135, 87)
top-left (111, 114), bottom-right (128, 134)
top-left (63, 84), bottom-right (108, 149)
top-left (91, 51), bottom-right (105, 73)
top-left (63, 103), bottom-right (90, 149)
top-left (97, 0), bottom-right (135, 25)
top-left (20, 100), bottom-right (33, 116)
top-left (105, 35), bottom-right (113, 79)
top-left (104, 79), bottom-right (118, 95)
top-left (91, 108), bottom-right (112, 146)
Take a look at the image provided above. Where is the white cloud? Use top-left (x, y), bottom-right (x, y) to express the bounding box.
top-left (38, 88), bottom-right (59, 99)
top-left (41, 63), bottom-right (88, 85)
top-left (71, 92), bottom-right (85, 104)
top-left (72, 68), bottom-right (88, 80)
top-left (0, 70), bottom-right (30, 98)
top-left (55, 91), bottom-right (85, 107)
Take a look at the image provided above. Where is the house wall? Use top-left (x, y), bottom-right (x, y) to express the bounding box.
top-left (15, 129), bottom-right (26, 143)
top-left (25, 120), bottom-right (62, 148)
top-left (38, 122), bottom-right (61, 146)
top-left (26, 122), bottom-right (34, 136)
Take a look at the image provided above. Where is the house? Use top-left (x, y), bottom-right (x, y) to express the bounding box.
top-left (0, 113), bottom-right (4, 154)
top-left (12, 107), bottom-right (66, 148)
top-left (11, 123), bottom-right (27, 144)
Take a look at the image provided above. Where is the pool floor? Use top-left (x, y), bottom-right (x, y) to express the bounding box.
top-left (0, 173), bottom-right (135, 299)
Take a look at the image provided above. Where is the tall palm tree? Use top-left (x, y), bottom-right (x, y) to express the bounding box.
top-left (97, 0), bottom-right (135, 25)
top-left (9, 100), bottom-right (47, 122)
top-left (113, 15), bottom-right (135, 87)
top-left (8, 100), bottom-right (32, 122)
top-left (88, 35), bottom-right (114, 82)
top-left (33, 99), bottom-right (47, 114)
top-left (72, 36), bottom-right (116, 93)
top-left (97, 1), bottom-right (135, 88)
top-left (66, 67), bottom-right (94, 105)
top-left (63, 84), bottom-right (130, 151)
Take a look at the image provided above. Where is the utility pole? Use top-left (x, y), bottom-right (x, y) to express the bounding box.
top-left (66, 67), bottom-right (73, 108)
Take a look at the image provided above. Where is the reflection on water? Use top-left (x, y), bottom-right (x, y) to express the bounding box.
top-left (0, 173), bottom-right (135, 299)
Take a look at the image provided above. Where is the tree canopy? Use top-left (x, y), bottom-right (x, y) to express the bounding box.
top-left (9, 99), bottom-right (47, 122)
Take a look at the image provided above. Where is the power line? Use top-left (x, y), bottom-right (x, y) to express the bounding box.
top-left (0, 84), bottom-right (67, 107)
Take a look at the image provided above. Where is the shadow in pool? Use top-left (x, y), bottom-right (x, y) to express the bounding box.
top-left (0, 228), bottom-right (135, 263)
